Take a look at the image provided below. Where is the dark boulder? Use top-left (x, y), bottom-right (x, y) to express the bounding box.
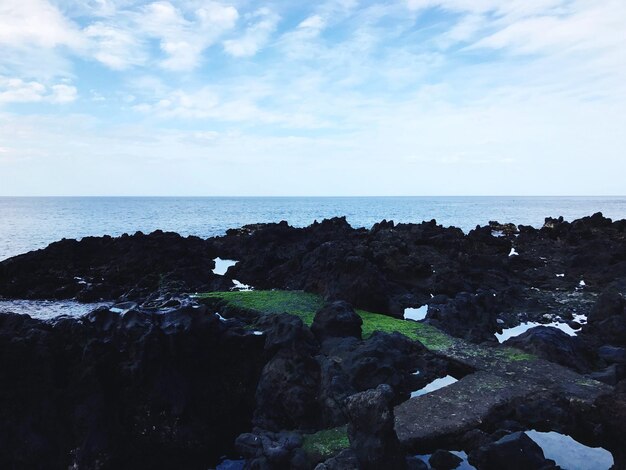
top-left (0, 309), bottom-right (265, 469)
top-left (253, 314), bottom-right (322, 431)
top-left (428, 449), bottom-right (462, 469)
top-left (0, 231), bottom-right (217, 301)
top-left (311, 301), bottom-right (363, 342)
top-left (594, 380), bottom-right (626, 469)
top-left (315, 331), bottom-right (424, 427)
top-left (504, 326), bottom-right (594, 372)
top-left (583, 289), bottom-right (626, 346)
top-left (254, 349), bottom-right (322, 431)
top-left (589, 364), bottom-right (626, 386)
top-left (588, 289), bottom-right (624, 323)
top-left (235, 430), bottom-right (303, 468)
top-left (345, 384), bottom-right (406, 470)
top-left (314, 449), bottom-right (360, 470)
top-left (598, 345), bottom-right (626, 364)
top-left (257, 313), bottom-right (318, 355)
top-left (426, 291), bottom-right (501, 343)
top-left (469, 432), bottom-right (558, 470)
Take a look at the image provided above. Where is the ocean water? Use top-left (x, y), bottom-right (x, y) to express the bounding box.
top-left (1, 196), bottom-right (626, 261)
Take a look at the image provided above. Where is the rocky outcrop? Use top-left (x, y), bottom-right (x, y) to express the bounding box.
top-left (504, 326), bottom-right (595, 372)
top-left (468, 432), bottom-right (558, 470)
top-left (316, 332), bottom-right (424, 427)
top-left (345, 384), bottom-right (405, 470)
top-left (1, 213), bottom-right (626, 468)
top-left (0, 231), bottom-right (218, 302)
top-left (311, 301), bottom-right (363, 342)
top-left (253, 314), bottom-right (321, 432)
top-left (0, 307), bottom-right (265, 469)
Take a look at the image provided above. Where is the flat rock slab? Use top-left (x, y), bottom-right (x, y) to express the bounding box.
top-left (394, 352), bottom-right (609, 452)
top-left (395, 371), bottom-right (534, 449)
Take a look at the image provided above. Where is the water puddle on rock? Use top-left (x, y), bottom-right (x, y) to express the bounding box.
top-left (231, 279), bottom-right (253, 291)
top-left (213, 257), bottom-right (238, 276)
top-left (0, 299), bottom-right (110, 321)
top-left (526, 430), bottom-right (613, 470)
top-left (411, 375), bottom-right (458, 398)
top-left (495, 319), bottom-right (583, 343)
top-left (404, 305), bottom-right (428, 321)
top-left (413, 450), bottom-right (476, 469)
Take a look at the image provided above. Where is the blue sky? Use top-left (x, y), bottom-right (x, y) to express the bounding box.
top-left (0, 0), bottom-right (624, 196)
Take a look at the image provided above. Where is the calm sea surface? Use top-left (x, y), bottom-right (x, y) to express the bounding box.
top-left (1, 196), bottom-right (626, 261)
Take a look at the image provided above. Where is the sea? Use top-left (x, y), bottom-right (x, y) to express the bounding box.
top-left (2, 196), bottom-right (626, 262)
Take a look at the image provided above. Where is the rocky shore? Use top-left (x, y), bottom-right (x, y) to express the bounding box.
top-left (1, 213), bottom-right (625, 469)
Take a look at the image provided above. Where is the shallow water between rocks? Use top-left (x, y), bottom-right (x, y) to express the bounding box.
top-left (0, 299), bottom-right (110, 321)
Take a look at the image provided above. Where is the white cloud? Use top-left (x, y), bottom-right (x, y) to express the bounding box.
top-left (84, 22), bottom-right (147, 69)
top-left (405, 0), bottom-right (564, 17)
top-left (223, 8), bottom-right (279, 58)
top-left (472, 1), bottom-right (626, 55)
top-left (50, 84), bottom-right (78, 103)
top-left (0, 0), bottom-right (84, 49)
top-left (298, 15), bottom-right (326, 31)
top-left (139, 1), bottom-right (239, 70)
top-left (0, 78), bottom-right (46, 104)
top-left (0, 77), bottom-right (77, 105)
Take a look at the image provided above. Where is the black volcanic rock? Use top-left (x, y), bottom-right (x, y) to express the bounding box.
top-left (469, 432), bottom-right (557, 470)
top-left (427, 291), bottom-right (502, 343)
top-left (0, 230), bottom-right (217, 301)
top-left (0, 308), bottom-right (265, 469)
top-left (253, 314), bottom-right (322, 431)
top-left (345, 384), bottom-right (406, 470)
top-left (428, 449), bottom-right (463, 470)
top-left (504, 326), bottom-right (594, 372)
top-left (311, 301), bottom-right (363, 341)
top-left (315, 331), bottom-right (424, 428)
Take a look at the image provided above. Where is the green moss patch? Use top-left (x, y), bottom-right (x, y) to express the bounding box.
top-left (197, 290), bottom-right (455, 350)
top-left (197, 290), bottom-right (534, 363)
top-left (302, 426), bottom-right (349, 461)
top-left (197, 290), bottom-right (324, 326)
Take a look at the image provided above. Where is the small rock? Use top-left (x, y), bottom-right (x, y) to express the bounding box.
top-left (311, 301), bottom-right (363, 341)
top-left (429, 449), bottom-right (462, 469)
top-left (598, 346), bottom-right (626, 364)
top-left (469, 432), bottom-right (558, 470)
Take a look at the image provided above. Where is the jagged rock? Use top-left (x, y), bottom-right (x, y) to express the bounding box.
top-left (316, 332), bottom-right (424, 427)
top-left (253, 314), bottom-right (321, 431)
top-left (345, 384), bottom-right (406, 470)
top-left (427, 291), bottom-right (502, 343)
top-left (235, 430), bottom-right (303, 467)
top-left (311, 301), bottom-right (363, 341)
top-left (594, 380), bottom-right (626, 469)
top-left (0, 310), bottom-right (265, 469)
top-left (469, 432), bottom-right (558, 470)
top-left (598, 345), bottom-right (626, 364)
top-left (0, 231), bottom-right (217, 301)
top-left (504, 326), bottom-right (594, 372)
top-left (428, 449), bottom-right (462, 469)
top-left (588, 289), bottom-right (625, 323)
top-left (314, 449), bottom-right (359, 470)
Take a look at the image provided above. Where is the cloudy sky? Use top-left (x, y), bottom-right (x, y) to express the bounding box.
top-left (0, 0), bottom-right (624, 196)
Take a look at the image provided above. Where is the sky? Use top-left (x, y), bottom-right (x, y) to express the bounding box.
top-left (0, 0), bottom-right (624, 196)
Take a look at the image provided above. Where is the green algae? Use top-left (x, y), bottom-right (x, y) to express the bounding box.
top-left (197, 290), bottom-right (530, 362)
top-left (197, 290), bottom-right (454, 349)
top-left (301, 425), bottom-right (349, 460)
top-left (197, 290), bottom-right (324, 325)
